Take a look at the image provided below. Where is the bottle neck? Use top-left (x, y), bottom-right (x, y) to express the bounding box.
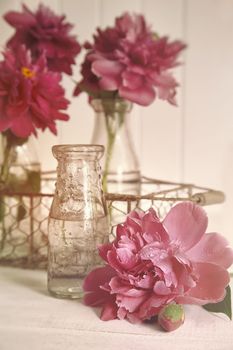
top-left (91, 98), bottom-right (133, 142)
top-left (56, 158), bottom-right (102, 193)
top-left (51, 158), bottom-right (104, 220)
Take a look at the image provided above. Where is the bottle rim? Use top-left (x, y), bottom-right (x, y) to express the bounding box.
top-left (52, 144), bottom-right (105, 158)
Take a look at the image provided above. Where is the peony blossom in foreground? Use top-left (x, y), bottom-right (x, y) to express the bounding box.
top-left (74, 13), bottom-right (186, 106)
top-left (83, 202), bottom-right (233, 323)
top-left (0, 45), bottom-right (69, 138)
top-left (4, 4), bottom-right (81, 75)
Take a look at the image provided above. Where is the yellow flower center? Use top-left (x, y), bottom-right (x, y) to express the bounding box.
top-left (21, 67), bottom-right (35, 79)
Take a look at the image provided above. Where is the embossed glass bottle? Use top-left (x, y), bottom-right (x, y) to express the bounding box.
top-left (47, 145), bottom-right (109, 299)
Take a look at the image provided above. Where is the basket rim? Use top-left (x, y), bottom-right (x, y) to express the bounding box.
top-left (0, 174), bottom-right (225, 206)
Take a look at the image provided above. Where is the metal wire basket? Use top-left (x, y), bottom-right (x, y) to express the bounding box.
top-left (0, 173), bottom-right (225, 269)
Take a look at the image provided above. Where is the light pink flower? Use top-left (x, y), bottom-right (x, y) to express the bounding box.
top-left (74, 13), bottom-right (186, 106)
top-left (4, 4), bottom-right (81, 75)
top-left (0, 46), bottom-right (69, 138)
top-left (83, 202), bottom-right (233, 323)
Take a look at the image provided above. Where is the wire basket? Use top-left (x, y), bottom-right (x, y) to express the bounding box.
top-left (0, 173), bottom-right (225, 269)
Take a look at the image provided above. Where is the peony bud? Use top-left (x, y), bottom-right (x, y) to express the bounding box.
top-left (158, 303), bottom-right (185, 332)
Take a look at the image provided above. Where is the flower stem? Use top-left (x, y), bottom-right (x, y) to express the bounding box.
top-left (0, 136), bottom-right (13, 252)
top-left (0, 138), bottom-right (13, 186)
top-left (102, 115), bottom-right (116, 193)
top-left (102, 108), bottom-right (125, 194)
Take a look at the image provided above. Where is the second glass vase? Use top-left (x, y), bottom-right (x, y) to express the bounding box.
top-left (0, 132), bottom-right (41, 263)
top-left (91, 98), bottom-right (141, 195)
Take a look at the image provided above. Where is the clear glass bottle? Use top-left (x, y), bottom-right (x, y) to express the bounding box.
top-left (91, 98), bottom-right (141, 195)
top-left (47, 144), bottom-right (109, 299)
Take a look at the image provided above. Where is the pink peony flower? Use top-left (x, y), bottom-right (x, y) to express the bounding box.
top-left (4, 4), bottom-right (81, 75)
top-left (83, 202), bottom-right (233, 323)
top-left (74, 13), bottom-right (186, 106)
top-left (0, 45), bottom-right (69, 138)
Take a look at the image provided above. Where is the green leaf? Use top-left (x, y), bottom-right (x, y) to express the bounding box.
top-left (203, 285), bottom-right (232, 320)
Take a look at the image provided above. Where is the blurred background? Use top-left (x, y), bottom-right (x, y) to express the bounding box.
top-left (0, 0), bottom-right (232, 252)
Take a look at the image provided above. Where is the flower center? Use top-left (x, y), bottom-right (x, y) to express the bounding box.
top-left (21, 67), bottom-right (35, 79)
top-left (152, 32), bottom-right (159, 40)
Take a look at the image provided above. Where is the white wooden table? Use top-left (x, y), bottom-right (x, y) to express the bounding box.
top-left (0, 267), bottom-right (233, 350)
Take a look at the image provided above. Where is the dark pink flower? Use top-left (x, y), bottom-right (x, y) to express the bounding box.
top-left (0, 45), bottom-right (69, 138)
top-left (74, 13), bottom-right (186, 106)
top-left (4, 4), bottom-right (81, 75)
top-left (73, 59), bottom-right (101, 97)
top-left (83, 202), bottom-right (233, 323)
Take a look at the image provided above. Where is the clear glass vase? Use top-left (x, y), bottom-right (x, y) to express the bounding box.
top-left (0, 132), bottom-right (40, 192)
top-left (47, 144), bottom-right (109, 299)
top-left (0, 132), bottom-right (41, 263)
top-left (91, 98), bottom-right (141, 195)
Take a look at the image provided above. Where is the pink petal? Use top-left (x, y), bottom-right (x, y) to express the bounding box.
top-left (140, 244), bottom-right (172, 275)
top-left (99, 76), bottom-right (120, 90)
top-left (83, 266), bottom-right (116, 307)
top-left (140, 295), bottom-right (168, 312)
top-left (116, 247), bottom-right (138, 269)
top-left (176, 262), bottom-right (230, 305)
top-left (128, 209), bottom-right (144, 221)
top-left (117, 307), bottom-right (127, 320)
top-left (83, 266), bottom-right (116, 292)
top-left (109, 276), bottom-right (147, 297)
top-left (92, 59), bottom-right (123, 77)
top-left (153, 281), bottom-right (171, 295)
top-left (10, 113), bottom-right (35, 138)
top-left (142, 209), bottom-right (169, 244)
top-left (0, 116), bottom-right (11, 132)
top-left (133, 232), bottom-right (146, 250)
top-left (116, 292), bottom-right (148, 313)
top-left (100, 302), bottom-right (118, 321)
top-left (98, 242), bottom-right (113, 262)
top-left (126, 312), bottom-right (142, 324)
top-left (118, 233), bottom-right (138, 252)
top-left (133, 273), bottom-right (154, 289)
top-left (119, 84), bottom-right (155, 106)
top-left (107, 249), bottom-right (124, 273)
top-left (122, 71), bottom-right (144, 89)
top-left (163, 202), bottom-right (208, 251)
top-left (109, 276), bottom-right (131, 295)
top-left (84, 290), bottom-right (109, 307)
top-left (4, 10), bottom-right (36, 28)
top-left (116, 224), bottom-right (128, 241)
top-left (125, 215), bottom-right (142, 235)
top-left (186, 232), bottom-right (233, 269)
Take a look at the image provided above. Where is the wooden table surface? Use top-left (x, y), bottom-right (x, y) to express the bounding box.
top-left (0, 267), bottom-right (232, 350)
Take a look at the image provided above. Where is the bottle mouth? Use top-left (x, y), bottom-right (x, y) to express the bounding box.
top-left (52, 144), bottom-right (104, 160)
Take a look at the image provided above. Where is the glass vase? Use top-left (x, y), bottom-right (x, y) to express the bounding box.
top-left (0, 131), bottom-right (41, 263)
top-left (47, 144), bottom-right (109, 299)
top-left (91, 98), bottom-right (141, 195)
top-left (0, 132), bottom-right (40, 192)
